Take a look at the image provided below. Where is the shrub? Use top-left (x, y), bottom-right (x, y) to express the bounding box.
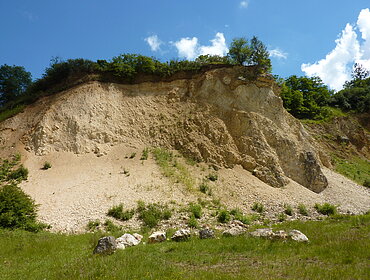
top-left (86, 220), bottom-right (100, 231)
top-left (231, 209), bottom-right (251, 225)
top-left (103, 219), bottom-right (121, 232)
top-left (207, 173), bottom-right (218, 181)
top-left (140, 148), bottom-right (149, 160)
top-left (42, 162), bottom-right (52, 170)
top-left (284, 204), bottom-right (293, 216)
top-left (298, 204), bottom-right (309, 216)
top-left (363, 179), bottom-right (370, 188)
top-left (188, 215), bottom-right (198, 228)
top-left (199, 182), bottom-right (211, 195)
top-left (251, 202), bottom-right (264, 213)
top-left (278, 213), bottom-right (287, 222)
top-left (107, 204), bottom-right (134, 221)
top-left (217, 209), bottom-right (231, 223)
top-left (188, 203), bottom-right (202, 219)
top-left (129, 152), bottom-right (136, 159)
top-left (7, 165), bottom-right (28, 182)
top-left (315, 203), bottom-right (337, 216)
top-left (0, 184), bottom-right (46, 232)
top-left (137, 202), bottom-right (172, 228)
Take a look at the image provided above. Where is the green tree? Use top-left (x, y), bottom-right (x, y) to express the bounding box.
top-left (281, 75), bottom-right (332, 119)
top-left (250, 36), bottom-right (272, 73)
top-left (228, 37), bottom-right (252, 66)
top-left (0, 64), bottom-right (32, 105)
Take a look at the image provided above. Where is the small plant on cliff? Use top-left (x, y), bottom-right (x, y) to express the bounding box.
top-left (107, 204), bottom-right (134, 221)
top-left (314, 203), bottom-right (337, 216)
top-left (188, 215), bottom-right (199, 228)
top-left (42, 162), bottom-right (52, 170)
top-left (140, 148), bottom-right (149, 160)
top-left (217, 209), bottom-right (231, 223)
top-left (188, 203), bottom-right (202, 219)
top-left (137, 201), bottom-right (172, 228)
top-left (298, 204), bottom-right (309, 216)
top-left (284, 204), bottom-right (294, 216)
top-left (252, 202), bottom-right (264, 213)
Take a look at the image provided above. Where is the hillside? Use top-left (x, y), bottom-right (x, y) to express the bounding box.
top-left (0, 66), bottom-right (369, 232)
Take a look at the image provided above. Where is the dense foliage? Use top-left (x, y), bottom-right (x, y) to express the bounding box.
top-left (0, 64), bottom-right (32, 106)
top-left (0, 155), bottom-right (46, 232)
top-left (279, 75), bottom-right (333, 120)
top-left (229, 36), bottom-right (271, 73)
top-left (331, 64), bottom-right (370, 113)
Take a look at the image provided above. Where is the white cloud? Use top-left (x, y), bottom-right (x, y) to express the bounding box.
top-left (301, 8), bottom-right (370, 91)
top-left (174, 32), bottom-right (229, 60)
top-left (269, 48), bottom-right (288, 59)
top-left (145, 35), bottom-right (163, 52)
top-left (240, 1), bottom-right (248, 8)
top-left (174, 37), bottom-right (199, 60)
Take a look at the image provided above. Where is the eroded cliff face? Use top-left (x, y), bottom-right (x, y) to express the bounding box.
top-left (1, 67), bottom-right (328, 192)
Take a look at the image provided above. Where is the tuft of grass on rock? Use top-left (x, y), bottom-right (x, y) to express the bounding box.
top-left (140, 148), bottom-right (149, 160)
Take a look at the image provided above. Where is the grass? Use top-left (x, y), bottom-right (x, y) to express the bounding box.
top-left (0, 214), bottom-right (369, 279)
top-left (331, 155), bottom-right (370, 187)
top-left (152, 148), bottom-right (194, 191)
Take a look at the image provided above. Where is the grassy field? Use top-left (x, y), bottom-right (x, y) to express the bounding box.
top-left (332, 155), bottom-right (370, 187)
top-left (0, 214), bottom-right (369, 280)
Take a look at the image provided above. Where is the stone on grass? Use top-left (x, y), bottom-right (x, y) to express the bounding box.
top-left (116, 233), bottom-right (142, 249)
top-left (93, 236), bottom-right (117, 254)
top-left (171, 229), bottom-right (191, 242)
top-left (148, 231), bottom-right (166, 244)
top-left (289, 230), bottom-right (309, 242)
top-left (223, 226), bottom-right (245, 237)
top-left (199, 228), bottom-right (215, 239)
top-left (250, 228), bottom-right (275, 238)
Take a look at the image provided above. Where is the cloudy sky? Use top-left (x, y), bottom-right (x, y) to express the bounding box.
top-left (0, 0), bottom-right (369, 91)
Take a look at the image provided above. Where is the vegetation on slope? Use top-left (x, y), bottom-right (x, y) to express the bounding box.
top-left (0, 214), bottom-right (369, 279)
top-left (0, 155), bottom-right (47, 232)
top-left (0, 36), bottom-right (271, 122)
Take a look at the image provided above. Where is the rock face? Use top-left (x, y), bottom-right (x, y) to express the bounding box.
top-left (93, 236), bottom-right (117, 254)
top-left (0, 66), bottom-right (328, 192)
top-left (148, 231), bottom-right (166, 244)
top-left (171, 229), bottom-right (191, 242)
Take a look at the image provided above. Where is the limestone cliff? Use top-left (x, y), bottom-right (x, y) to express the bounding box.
top-left (1, 66), bottom-right (328, 193)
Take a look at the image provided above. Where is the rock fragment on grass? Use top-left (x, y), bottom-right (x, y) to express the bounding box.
top-left (199, 228), bottom-right (215, 239)
top-left (148, 231), bottom-right (166, 243)
top-left (93, 236), bottom-right (117, 254)
top-left (171, 229), bottom-right (191, 242)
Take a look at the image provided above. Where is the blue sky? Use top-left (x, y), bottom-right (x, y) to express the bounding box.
top-left (0, 1), bottom-right (369, 90)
